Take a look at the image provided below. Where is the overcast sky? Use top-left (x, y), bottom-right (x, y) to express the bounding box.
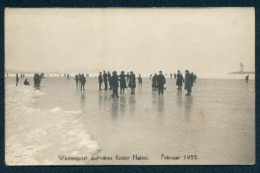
top-left (5, 8), bottom-right (255, 76)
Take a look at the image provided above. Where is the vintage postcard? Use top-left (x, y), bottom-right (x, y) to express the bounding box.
top-left (4, 8), bottom-right (255, 165)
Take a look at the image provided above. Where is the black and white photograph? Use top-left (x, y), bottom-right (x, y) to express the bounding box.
top-left (4, 8), bottom-right (255, 165)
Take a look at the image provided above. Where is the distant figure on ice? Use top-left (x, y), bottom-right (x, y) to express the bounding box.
top-left (108, 71), bottom-right (112, 90)
top-left (16, 74), bottom-right (19, 86)
top-left (33, 73), bottom-right (42, 88)
top-left (103, 71), bottom-right (108, 90)
top-left (194, 74), bottom-right (197, 83)
top-left (24, 79), bottom-right (30, 86)
top-left (176, 70), bottom-right (184, 92)
top-left (174, 73), bottom-right (177, 79)
top-left (111, 71), bottom-right (119, 97)
top-left (129, 71), bottom-right (136, 94)
top-left (81, 74), bottom-right (86, 91)
top-left (119, 71), bottom-right (127, 94)
top-left (98, 72), bottom-right (103, 90)
top-left (245, 75), bottom-right (249, 83)
top-left (67, 74), bottom-right (70, 80)
top-left (138, 74), bottom-right (142, 87)
top-left (170, 73), bottom-right (172, 79)
top-left (20, 74), bottom-right (23, 78)
top-left (185, 70), bottom-right (193, 96)
top-left (157, 71), bottom-right (166, 96)
top-left (152, 74), bottom-right (157, 91)
top-left (75, 75), bottom-right (79, 86)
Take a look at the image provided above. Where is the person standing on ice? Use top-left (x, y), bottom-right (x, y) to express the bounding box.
top-left (128, 71), bottom-right (136, 94)
top-left (74, 75), bottom-right (79, 86)
top-left (107, 71), bottom-right (112, 90)
top-left (157, 71), bottom-right (166, 95)
top-left (103, 71), bottom-right (108, 90)
top-left (119, 71), bottom-right (127, 94)
top-left (176, 70), bottom-right (184, 92)
top-left (16, 73), bottom-right (19, 86)
top-left (81, 74), bottom-right (86, 91)
top-left (184, 70), bottom-right (193, 96)
top-left (245, 75), bottom-right (249, 83)
top-left (98, 72), bottom-right (103, 90)
top-left (138, 74), bottom-right (142, 87)
top-left (152, 74), bottom-right (157, 91)
top-left (111, 71), bottom-right (119, 97)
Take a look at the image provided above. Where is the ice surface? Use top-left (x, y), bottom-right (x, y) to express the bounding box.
top-left (5, 77), bottom-right (255, 165)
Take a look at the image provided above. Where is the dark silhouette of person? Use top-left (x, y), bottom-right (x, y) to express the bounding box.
top-left (174, 73), bottom-right (177, 79)
top-left (157, 71), bottom-right (166, 95)
top-left (81, 74), bottom-right (86, 91)
top-left (78, 74), bottom-right (82, 85)
top-left (170, 73), bottom-right (172, 79)
top-left (152, 74), bottom-right (157, 91)
top-left (129, 71), bottom-right (136, 94)
top-left (176, 70), bottom-right (184, 92)
top-left (108, 71), bottom-right (112, 90)
top-left (245, 75), bottom-right (249, 83)
top-left (126, 72), bottom-right (130, 83)
top-left (16, 74), bottom-right (19, 86)
top-left (75, 75), bottom-right (79, 86)
top-left (138, 74), bottom-right (142, 87)
top-left (119, 71), bottom-right (127, 94)
top-left (193, 74), bottom-right (197, 83)
top-left (103, 71), bottom-right (108, 90)
top-left (185, 70), bottom-right (193, 96)
top-left (24, 79), bottom-right (30, 86)
top-left (111, 71), bottom-right (119, 97)
top-left (98, 72), bottom-right (103, 90)
top-left (20, 74), bottom-right (22, 78)
top-left (190, 73), bottom-right (194, 89)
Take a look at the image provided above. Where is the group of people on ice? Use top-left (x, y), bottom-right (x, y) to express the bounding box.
top-left (97, 71), bottom-right (142, 98)
top-left (151, 70), bottom-right (197, 96)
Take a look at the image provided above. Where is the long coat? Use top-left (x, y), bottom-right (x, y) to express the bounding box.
top-left (185, 73), bottom-right (192, 90)
top-left (128, 74), bottom-right (136, 88)
top-left (176, 74), bottom-right (184, 86)
top-left (111, 75), bottom-right (119, 89)
top-left (119, 74), bottom-right (127, 88)
top-left (152, 76), bottom-right (157, 87)
top-left (157, 74), bottom-right (166, 88)
top-left (98, 75), bottom-right (103, 83)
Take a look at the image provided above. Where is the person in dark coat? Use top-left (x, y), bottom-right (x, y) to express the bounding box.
top-left (185, 70), bottom-right (192, 96)
top-left (103, 71), bottom-right (108, 90)
top-left (152, 74), bottom-right (157, 91)
top-left (16, 74), bottom-right (19, 86)
top-left (24, 79), bottom-right (30, 86)
top-left (111, 71), bottom-right (119, 97)
top-left (128, 71), bottom-right (136, 94)
top-left (138, 74), bottom-right (142, 87)
top-left (75, 75), bottom-right (79, 86)
top-left (119, 71), bottom-right (127, 94)
top-left (108, 71), bottom-right (112, 90)
top-left (157, 71), bottom-right (166, 95)
top-left (176, 70), bottom-right (184, 92)
top-left (245, 75), bottom-right (249, 83)
top-left (98, 72), bottom-right (103, 90)
top-left (81, 74), bottom-right (86, 91)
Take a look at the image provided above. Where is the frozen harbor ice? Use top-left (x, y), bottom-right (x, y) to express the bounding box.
top-left (5, 77), bottom-right (255, 165)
